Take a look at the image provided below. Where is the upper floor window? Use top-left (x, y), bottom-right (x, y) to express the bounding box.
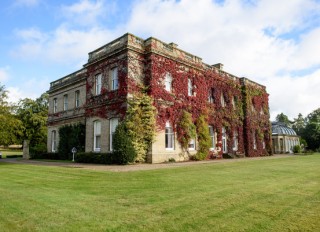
top-left (165, 121), bottom-right (174, 150)
top-left (111, 67), bottom-right (118, 90)
top-left (165, 73), bottom-right (172, 92)
top-left (94, 120), bottom-right (101, 152)
top-left (232, 96), bottom-right (236, 109)
top-left (53, 98), bottom-right (57, 113)
top-left (63, 94), bottom-right (68, 111)
top-left (110, 118), bottom-right (119, 151)
top-left (209, 126), bottom-right (215, 150)
top-left (221, 93), bottom-right (226, 107)
top-left (188, 78), bottom-right (193, 96)
top-left (75, 90), bottom-right (80, 108)
top-left (95, 74), bottom-right (102, 95)
top-left (208, 88), bottom-right (215, 103)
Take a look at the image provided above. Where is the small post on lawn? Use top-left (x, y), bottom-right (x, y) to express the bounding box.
top-left (71, 147), bottom-right (77, 162)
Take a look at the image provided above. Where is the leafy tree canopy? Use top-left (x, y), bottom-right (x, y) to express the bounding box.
top-left (275, 113), bottom-right (292, 127)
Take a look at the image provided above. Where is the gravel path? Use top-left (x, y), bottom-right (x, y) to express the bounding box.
top-left (0, 154), bottom-right (293, 172)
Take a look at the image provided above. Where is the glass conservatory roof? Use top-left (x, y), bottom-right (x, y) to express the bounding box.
top-left (272, 122), bottom-right (297, 136)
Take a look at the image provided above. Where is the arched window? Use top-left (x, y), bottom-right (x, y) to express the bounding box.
top-left (94, 120), bottom-right (101, 152)
top-left (164, 73), bottom-right (172, 92)
top-left (165, 121), bottom-right (174, 150)
top-left (51, 130), bottom-right (57, 152)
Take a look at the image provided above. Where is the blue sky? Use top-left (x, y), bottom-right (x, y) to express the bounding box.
top-left (1, 0), bottom-right (320, 120)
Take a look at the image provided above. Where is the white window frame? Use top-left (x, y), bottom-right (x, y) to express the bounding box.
top-left (111, 67), bottom-right (118, 90)
top-left (75, 90), bottom-right (80, 108)
top-left (221, 93), bottom-right (226, 107)
top-left (165, 73), bottom-right (172, 92)
top-left (51, 130), bottom-right (57, 152)
top-left (222, 127), bottom-right (227, 153)
top-left (53, 98), bottom-right (57, 113)
top-left (188, 138), bottom-right (196, 150)
top-left (209, 126), bottom-right (215, 150)
top-left (95, 74), bottom-right (102, 95)
top-left (233, 130), bottom-right (238, 151)
top-left (94, 121), bottom-right (101, 152)
top-left (109, 118), bottom-right (119, 151)
top-left (188, 78), bottom-right (193, 96)
top-left (63, 94), bottom-right (68, 111)
top-left (165, 121), bottom-right (174, 150)
top-left (253, 131), bottom-right (257, 150)
top-left (232, 96), bottom-right (236, 109)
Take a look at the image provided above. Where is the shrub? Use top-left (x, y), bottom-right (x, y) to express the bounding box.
top-left (111, 122), bottom-right (136, 164)
top-left (30, 143), bottom-right (47, 156)
top-left (176, 110), bottom-right (196, 151)
top-left (195, 114), bottom-right (211, 160)
top-left (293, 145), bottom-right (301, 154)
top-left (30, 152), bottom-right (62, 160)
top-left (75, 152), bottom-right (113, 164)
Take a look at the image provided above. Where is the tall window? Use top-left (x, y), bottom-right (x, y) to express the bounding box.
top-left (95, 74), bottom-right (102, 95)
top-left (110, 118), bottom-right (119, 151)
top-left (94, 121), bottom-right (101, 152)
top-left (51, 130), bottom-right (57, 152)
top-left (221, 93), bottom-right (226, 107)
top-left (222, 127), bottom-right (227, 153)
top-left (53, 98), bottom-right (57, 113)
top-left (111, 67), bottom-right (118, 90)
top-left (165, 73), bottom-right (172, 92)
top-left (208, 88), bottom-right (215, 103)
top-left (253, 131), bottom-right (257, 150)
top-left (232, 96), bottom-right (236, 109)
top-left (63, 94), bottom-right (68, 111)
top-left (165, 121), bottom-right (174, 150)
top-left (233, 130), bottom-right (238, 151)
top-left (75, 90), bottom-right (80, 108)
top-left (188, 78), bottom-right (193, 96)
top-left (209, 126), bottom-right (215, 150)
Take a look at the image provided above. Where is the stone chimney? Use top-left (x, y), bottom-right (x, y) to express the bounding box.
top-left (169, 42), bottom-right (178, 48)
top-left (212, 63), bottom-right (224, 70)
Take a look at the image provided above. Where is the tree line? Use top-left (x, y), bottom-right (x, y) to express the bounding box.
top-left (0, 83), bottom-right (48, 152)
top-left (276, 111), bottom-right (320, 151)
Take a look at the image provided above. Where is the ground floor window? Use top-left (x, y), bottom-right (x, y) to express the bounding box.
top-left (165, 121), bottom-right (174, 150)
top-left (253, 131), bottom-right (257, 150)
top-left (209, 126), bottom-right (215, 150)
top-left (110, 118), bottom-right (119, 151)
top-left (51, 130), bottom-right (57, 152)
top-left (233, 130), bottom-right (238, 151)
top-left (94, 121), bottom-right (101, 152)
top-left (222, 127), bottom-right (227, 153)
top-left (188, 139), bottom-right (195, 150)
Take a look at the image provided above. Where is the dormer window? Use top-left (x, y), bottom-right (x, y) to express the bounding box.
top-left (164, 73), bottom-right (172, 92)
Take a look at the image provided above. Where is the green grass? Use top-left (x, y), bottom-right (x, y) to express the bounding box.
top-left (1, 154), bottom-right (320, 232)
top-left (0, 148), bottom-right (23, 158)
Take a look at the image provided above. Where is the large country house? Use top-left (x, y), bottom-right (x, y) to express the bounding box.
top-left (47, 33), bottom-right (272, 163)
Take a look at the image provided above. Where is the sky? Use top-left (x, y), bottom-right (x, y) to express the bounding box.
top-left (1, 0), bottom-right (320, 121)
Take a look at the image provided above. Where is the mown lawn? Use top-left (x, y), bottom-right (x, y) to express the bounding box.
top-left (0, 154), bottom-right (319, 232)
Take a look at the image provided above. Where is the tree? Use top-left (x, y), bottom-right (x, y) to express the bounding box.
top-left (0, 83), bottom-right (24, 146)
top-left (275, 113), bottom-right (292, 127)
top-left (176, 110), bottom-right (196, 152)
top-left (16, 93), bottom-right (49, 148)
top-left (292, 113), bottom-right (306, 136)
top-left (303, 108), bottom-right (320, 151)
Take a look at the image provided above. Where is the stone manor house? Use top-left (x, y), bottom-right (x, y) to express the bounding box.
top-left (47, 33), bottom-right (272, 163)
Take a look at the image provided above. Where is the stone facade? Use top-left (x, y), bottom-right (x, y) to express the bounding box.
top-left (47, 33), bottom-right (272, 163)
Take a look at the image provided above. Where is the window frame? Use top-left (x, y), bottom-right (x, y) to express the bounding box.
top-left (233, 130), bottom-right (238, 151)
top-left (51, 130), bottom-right (57, 153)
top-left (75, 90), bottom-right (80, 108)
top-left (222, 127), bottom-right (227, 153)
top-left (209, 126), bottom-right (215, 150)
top-left (187, 78), bottom-right (193, 96)
top-left (63, 94), bottom-right (68, 111)
top-left (95, 73), bottom-right (102, 95)
top-left (93, 120), bottom-right (101, 152)
top-left (165, 121), bottom-right (174, 150)
top-left (111, 67), bottom-right (118, 91)
top-left (53, 98), bottom-right (57, 113)
top-left (109, 118), bottom-right (119, 151)
top-left (164, 72), bottom-right (172, 92)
